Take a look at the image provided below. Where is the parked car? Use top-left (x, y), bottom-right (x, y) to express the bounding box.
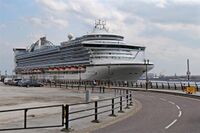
top-left (18, 79), bottom-right (43, 87)
top-left (9, 78), bottom-right (22, 86)
top-left (3, 78), bottom-right (12, 85)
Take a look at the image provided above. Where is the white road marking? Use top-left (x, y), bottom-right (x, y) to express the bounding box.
top-left (165, 119), bottom-right (177, 129)
top-left (168, 101), bottom-right (175, 105)
top-left (160, 98), bottom-right (166, 101)
top-left (176, 105), bottom-right (180, 110)
top-left (178, 110), bottom-right (182, 117)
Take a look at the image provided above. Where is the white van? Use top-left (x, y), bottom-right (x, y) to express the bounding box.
top-left (4, 78), bottom-right (12, 85)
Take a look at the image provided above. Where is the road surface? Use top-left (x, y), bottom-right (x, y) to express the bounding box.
top-left (93, 91), bottom-right (200, 133)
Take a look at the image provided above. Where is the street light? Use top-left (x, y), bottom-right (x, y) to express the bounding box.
top-left (144, 59), bottom-right (149, 90)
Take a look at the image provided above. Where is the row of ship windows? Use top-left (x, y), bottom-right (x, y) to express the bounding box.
top-left (91, 52), bottom-right (133, 56)
top-left (17, 58), bottom-right (90, 67)
top-left (17, 53), bottom-right (89, 64)
top-left (17, 48), bottom-right (87, 61)
top-left (91, 56), bottom-right (134, 59)
top-left (17, 45), bottom-right (86, 60)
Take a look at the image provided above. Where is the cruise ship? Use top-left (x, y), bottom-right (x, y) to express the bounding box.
top-left (13, 20), bottom-right (154, 82)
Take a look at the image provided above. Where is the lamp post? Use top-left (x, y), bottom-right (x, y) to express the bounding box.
top-left (144, 59), bottom-right (149, 90)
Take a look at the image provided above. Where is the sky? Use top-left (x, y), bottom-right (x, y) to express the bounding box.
top-left (0, 0), bottom-right (200, 76)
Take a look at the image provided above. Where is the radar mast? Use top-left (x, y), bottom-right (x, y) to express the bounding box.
top-left (93, 19), bottom-right (109, 32)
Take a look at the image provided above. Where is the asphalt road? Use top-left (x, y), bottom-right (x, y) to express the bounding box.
top-left (93, 91), bottom-right (200, 133)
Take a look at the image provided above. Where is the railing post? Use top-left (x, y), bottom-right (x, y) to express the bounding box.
top-left (78, 82), bottom-right (80, 90)
top-left (140, 82), bottom-right (142, 88)
top-left (92, 85), bottom-right (94, 93)
top-left (129, 91), bottom-right (133, 106)
top-left (62, 105), bottom-right (65, 126)
top-left (85, 84), bottom-right (87, 91)
top-left (168, 82), bottom-right (170, 89)
top-left (156, 82), bottom-right (158, 89)
top-left (125, 90), bottom-right (130, 109)
top-left (24, 109), bottom-right (28, 129)
top-left (118, 96), bottom-right (124, 113)
top-left (195, 82), bottom-right (199, 91)
top-left (180, 82), bottom-right (183, 91)
top-left (109, 98), bottom-right (116, 117)
top-left (65, 104), bottom-right (69, 130)
top-left (65, 83), bottom-right (68, 89)
top-left (150, 82), bottom-right (153, 88)
top-left (92, 101), bottom-right (99, 123)
top-left (61, 104), bottom-right (70, 132)
top-left (174, 83), bottom-right (177, 90)
top-left (162, 83), bottom-right (164, 89)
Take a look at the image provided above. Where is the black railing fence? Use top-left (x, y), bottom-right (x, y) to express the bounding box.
top-left (0, 105), bottom-right (64, 131)
top-left (135, 81), bottom-right (200, 91)
top-left (43, 80), bottom-right (200, 91)
top-left (0, 83), bottom-right (133, 131)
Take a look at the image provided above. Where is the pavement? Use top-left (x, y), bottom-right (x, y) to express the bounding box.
top-left (0, 82), bottom-right (137, 133)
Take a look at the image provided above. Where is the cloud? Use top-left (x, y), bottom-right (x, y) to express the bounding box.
top-left (155, 0), bottom-right (168, 8)
top-left (0, 24), bottom-right (6, 29)
top-left (35, 0), bottom-right (68, 12)
top-left (26, 16), bottom-right (68, 29)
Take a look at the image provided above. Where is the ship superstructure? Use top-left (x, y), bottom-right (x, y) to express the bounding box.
top-left (13, 20), bottom-right (153, 81)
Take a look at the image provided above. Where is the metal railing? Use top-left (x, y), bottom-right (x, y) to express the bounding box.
top-left (0, 83), bottom-right (133, 131)
top-left (134, 81), bottom-right (199, 91)
top-left (64, 89), bottom-right (133, 130)
top-left (0, 105), bottom-right (64, 131)
top-left (43, 80), bottom-right (200, 91)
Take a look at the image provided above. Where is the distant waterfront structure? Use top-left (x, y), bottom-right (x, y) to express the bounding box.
top-left (13, 20), bottom-right (154, 82)
top-left (186, 59), bottom-right (191, 81)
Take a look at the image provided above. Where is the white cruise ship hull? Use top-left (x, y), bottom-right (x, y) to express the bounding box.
top-left (21, 63), bottom-right (153, 82)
